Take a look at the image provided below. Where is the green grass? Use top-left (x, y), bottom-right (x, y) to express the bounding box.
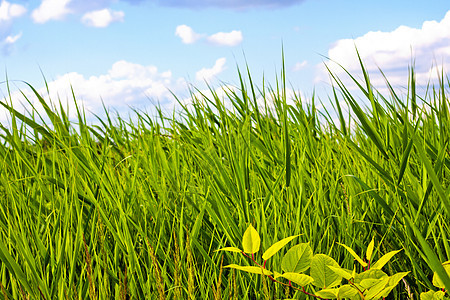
top-left (0, 57), bottom-right (448, 299)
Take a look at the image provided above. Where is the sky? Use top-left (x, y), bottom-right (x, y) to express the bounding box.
top-left (1, 0), bottom-right (450, 122)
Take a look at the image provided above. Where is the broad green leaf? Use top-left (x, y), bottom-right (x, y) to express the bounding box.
top-left (432, 261), bottom-right (450, 289)
top-left (338, 284), bottom-right (360, 299)
top-left (388, 271), bottom-right (410, 286)
top-left (280, 272), bottom-right (314, 286)
top-left (366, 237), bottom-right (375, 262)
top-left (365, 276), bottom-right (389, 300)
top-left (327, 265), bottom-right (353, 280)
top-left (379, 272), bottom-right (410, 298)
top-left (315, 288), bottom-right (338, 299)
top-left (354, 269), bottom-right (387, 284)
top-left (378, 285), bottom-right (408, 299)
top-left (360, 278), bottom-right (384, 289)
top-left (216, 247), bottom-right (242, 253)
top-left (242, 224), bottom-right (261, 254)
top-left (262, 235), bottom-right (299, 261)
top-left (223, 264), bottom-right (273, 276)
top-left (273, 271), bottom-right (283, 279)
top-left (371, 249), bottom-right (402, 269)
top-left (337, 242), bottom-right (367, 267)
top-left (281, 243), bottom-right (313, 273)
top-left (310, 254), bottom-right (342, 289)
top-left (420, 290), bottom-right (446, 300)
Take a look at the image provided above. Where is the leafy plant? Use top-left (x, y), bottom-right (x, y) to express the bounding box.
top-left (219, 224), bottom-right (409, 299)
top-left (420, 261), bottom-right (450, 300)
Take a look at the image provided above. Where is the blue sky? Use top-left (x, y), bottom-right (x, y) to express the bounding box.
top-left (1, 0), bottom-right (450, 120)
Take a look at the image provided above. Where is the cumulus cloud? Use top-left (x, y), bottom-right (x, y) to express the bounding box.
top-left (56, 60), bottom-right (184, 106)
top-left (175, 25), bottom-right (243, 46)
top-left (81, 8), bottom-right (124, 28)
top-left (154, 0), bottom-right (305, 10)
top-left (317, 10), bottom-right (450, 89)
top-left (32, 0), bottom-right (72, 23)
top-left (0, 1), bottom-right (26, 55)
top-left (207, 30), bottom-right (243, 46)
top-left (1, 60), bottom-right (187, 124)
top-left (175, 25), bottom-right (204, 44)
top-left (195, 58), bottom-right (227, 81)
top-left (31, 0), bottom-right (126, 25)
top-left (0, 0), bottom-right (26, 21)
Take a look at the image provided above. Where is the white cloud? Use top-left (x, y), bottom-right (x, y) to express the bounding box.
top-left (32, 0), bottom-right (72, 23)
top-left (317, 10), bottom-right (450, 89)
top-left (0, 1), bottom-right (26, 54)
top-left (175, 25), bottom-right (204, 44)
top-left (207, 30), bottom-right (243, 46)
top-left (55, 60), bottom-right (184, 105)
top-left (1, 60), bottom-right (187, 124)
top-left (81, 8), bottom-right (124, 28)
top-left (195, 57), bottom-right (227, 82)
top-left (175, 24), bottom-right (243, 46)
top-left (293, 60), bottom-right (307, 71)
top-left (0, 0), bottom-right (26, 21)
top-left (30, 0), bottom-right (127, 27)
top-left (4, 32), bottom-right (21, 44)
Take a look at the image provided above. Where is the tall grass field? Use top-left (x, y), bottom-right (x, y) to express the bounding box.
top-left (0, 57), bottom-right (449, 299)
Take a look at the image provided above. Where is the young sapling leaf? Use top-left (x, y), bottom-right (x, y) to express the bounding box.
top-left (364, 276), bottom-right (390, 300)
top-left (354, 268), bottom-right (387, 284)
top-left (223, 264), bottom-right (273, 276)
top-left (379, 272), bottom-right (410, 298)
top-left (337, 242), bottom-right (367, 268)
top-left (281, 243), bottom-right (313, 273)
top-left (279, 272), bottom-right (314, 286)
top-left (217, 247), bottom-right (242, 253)
top-left (315, 288), bottom-right (338, 298)
top-left (366, 237), bottom-right (375, 263)
top-left (371, 249), bottom-right (402, 269)
top-left (420, 290), bottom-right (446, 300)
top-left (360, 277), bottom-right (384, 290)
top-left (432, 260), bottom-right (450, 289)
top-left (262, 235), bottom-right (299, 261)
top-left (242, 224), bottom-right (261, 254)
top-left (327, 265), bottom-right (353, 280)
top-left (337, 284), bottom-right (360, 299)
top-left (310, 254), bottom-right (342, 289)
top-left (273, 271), bottom-right (283, 279)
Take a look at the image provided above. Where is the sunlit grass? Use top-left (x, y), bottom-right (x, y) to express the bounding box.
top-left (0, 56), bottom-right (448, 299)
